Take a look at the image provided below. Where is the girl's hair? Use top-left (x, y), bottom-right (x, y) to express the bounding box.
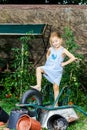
top-left (49, 31), bottom-right (63, 46)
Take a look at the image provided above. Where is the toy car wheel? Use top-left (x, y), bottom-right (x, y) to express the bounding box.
top-left (47, 114), bottom-right (68, 130)
top-left (20, 89), bottom-right (42, 117)
top-left (53, 117), bottom-right (68, 130)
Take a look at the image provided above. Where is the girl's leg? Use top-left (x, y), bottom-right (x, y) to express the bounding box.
top-left (36, 67), bottom-right (43, 89)
top-left (53, 83), bottom-right (59, 106)
top-left (31, 67), bottom-right (44, 91)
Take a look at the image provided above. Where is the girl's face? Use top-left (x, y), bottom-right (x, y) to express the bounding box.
top-left (51, 36), bottom-right (62, 48)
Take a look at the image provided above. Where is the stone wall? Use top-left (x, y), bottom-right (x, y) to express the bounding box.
top-left (0, 5), bottom-right (87, 68)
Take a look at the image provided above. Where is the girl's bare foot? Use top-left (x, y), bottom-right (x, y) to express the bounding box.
top-left (30, 85), bottom-right (41, 91)
top-left (3, 128), bottom-right (10, 130)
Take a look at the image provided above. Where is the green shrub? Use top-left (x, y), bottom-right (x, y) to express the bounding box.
top-left (1, 35), bottom-right (35, 99)
top-left (60, 26), bottom-right (87, 105)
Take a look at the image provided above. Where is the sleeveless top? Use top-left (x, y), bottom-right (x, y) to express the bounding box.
top-left (41, 46), bottom-right (65, 86)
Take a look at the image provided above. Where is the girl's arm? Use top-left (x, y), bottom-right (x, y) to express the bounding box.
top-left (46, 48), bottom-right (51, 59)
top-left (61, 48), bottom-right (76, 67)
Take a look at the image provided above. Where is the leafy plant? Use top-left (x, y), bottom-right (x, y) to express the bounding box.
top-left (60, 26), bottom-right (87, 105)
top-left (1, 35), bottom-right (35, 99)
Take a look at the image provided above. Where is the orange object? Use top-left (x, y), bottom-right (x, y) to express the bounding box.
top-left (30, 117), bottom-right (41, 130)
top-left (16, 115), bottom-right (31, 130)
top-left (16, 114), bottom-right (41, 130)
top-left (68, 101), bottom-right (73, 105)
top-left (0, 121), bottom-right (5, 126)
top-left (31, 97), bottom-right (36, 101)
top-left (5, 94), bottom-right (12, 98)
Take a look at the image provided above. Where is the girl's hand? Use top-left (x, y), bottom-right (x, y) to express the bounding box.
top-left (61, 62), bottom-right (65, 67)
top-left (61, 57), bottom-right (77, 67)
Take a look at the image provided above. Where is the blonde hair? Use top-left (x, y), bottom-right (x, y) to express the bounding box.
top-left (49, 31), bottom-right (63, 46)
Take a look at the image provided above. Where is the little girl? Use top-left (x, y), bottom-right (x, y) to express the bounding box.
top-left (31, 31), bottom-right (76, 105)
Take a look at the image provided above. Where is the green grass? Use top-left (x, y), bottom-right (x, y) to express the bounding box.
top-left (0, 97), bottom-right (19, 114)
top-left (0, 98), bottom-right (87, 130)
top-left (68, 112), bottom-right (87, 130)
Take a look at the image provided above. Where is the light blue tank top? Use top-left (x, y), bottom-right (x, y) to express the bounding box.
top-left (45, 46), bottom-right (64, 71)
